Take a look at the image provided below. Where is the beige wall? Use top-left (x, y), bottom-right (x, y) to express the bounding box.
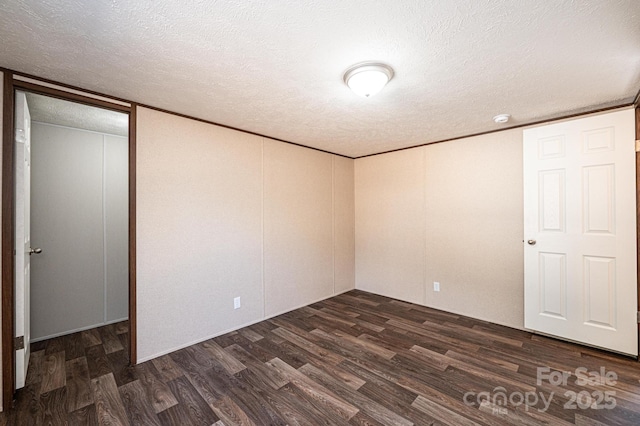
top-left (136, 107), bottom-right (355, 361)
top-left (355, 129), bottom-right (525, 329)
top-left (263, 141), bottom-right (334, 316)
top-left (355, 149), bottom-right (426, 305)
top-left (334, 156), bottom-right (356, 294)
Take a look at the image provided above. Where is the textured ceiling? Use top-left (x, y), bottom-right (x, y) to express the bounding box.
top-left (1, 1), bottom-right (639, 157)
top-left (24, 92), bottom-right (128, 136)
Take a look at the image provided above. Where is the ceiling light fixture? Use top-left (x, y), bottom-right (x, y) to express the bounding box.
top-left (344, 62), bottom-right (394, 98)
top-left (493, 114), bottom-right (510, 124)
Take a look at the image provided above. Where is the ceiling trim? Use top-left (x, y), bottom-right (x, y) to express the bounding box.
top-left (137, 103), bottom-right (354, 159)
top-left (3, 67), bottom-right (637, 161)
top-left (1, 66), bottom-right (354, 159)
top-left (1, 67), bottom-right (132, 106)
top-left (354, 101), bottom-right (636, 159)
top-left (14, 80), bottom-right (131, 114)
top-left (15, 75), bottom-right (130, 107)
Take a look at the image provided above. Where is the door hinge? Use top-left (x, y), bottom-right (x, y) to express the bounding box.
top-left (636, 140), bottom-right (640, 152)
top-left (14, 336), bottom-right (24, 351)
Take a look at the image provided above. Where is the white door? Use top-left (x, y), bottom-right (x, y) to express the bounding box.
top-left (524, 108), bottom-right (637, 356)
top-left (15, 91), bottom-right (34, 388)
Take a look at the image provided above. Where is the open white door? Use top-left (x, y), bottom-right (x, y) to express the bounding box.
top-left (14, 91), bottom-right (34, 389)
top-left (524, 108), bottom-right (637, 356)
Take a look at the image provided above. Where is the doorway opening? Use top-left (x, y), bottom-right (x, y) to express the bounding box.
top-left (2, 73), bottom-right (136, 409)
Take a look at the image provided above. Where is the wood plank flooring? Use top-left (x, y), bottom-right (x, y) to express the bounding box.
top-left (3, 289), bottom-right (640, 425)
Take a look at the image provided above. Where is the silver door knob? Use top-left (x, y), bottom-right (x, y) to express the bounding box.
top-left (527, 240), bottom-right (536, 245)
top-left (29, 247), bottom-right (42, 255)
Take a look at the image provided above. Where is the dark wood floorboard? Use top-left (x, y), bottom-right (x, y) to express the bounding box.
top-left (3, 290), bottom-right (640, 425)
top-left (65, 357), bottom-right (93, 412)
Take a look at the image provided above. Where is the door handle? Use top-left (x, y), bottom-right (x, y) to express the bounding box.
top-left (527, 240), bottom-right (536, 245)
top-left (28, 247), bottom-right (42, 255)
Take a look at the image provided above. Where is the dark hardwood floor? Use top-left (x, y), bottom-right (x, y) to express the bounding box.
top-left (3, 289), bottom-right (640, 425)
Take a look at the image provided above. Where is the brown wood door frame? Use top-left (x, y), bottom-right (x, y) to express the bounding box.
top-left (1, 73), bottom-right (137, 409)
top-left (636, 105), bottom-right (640, 358)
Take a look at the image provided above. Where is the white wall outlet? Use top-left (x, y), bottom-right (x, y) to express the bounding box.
top-left (433, 282), bottom-right (440, 292)
top-left (234, 297), bottom-right (241, 309)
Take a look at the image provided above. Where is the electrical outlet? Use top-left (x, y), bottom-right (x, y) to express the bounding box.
top-left (433, 282), bottom-right (440, 292)
top-left (234, 297), bottom-right (241, 309)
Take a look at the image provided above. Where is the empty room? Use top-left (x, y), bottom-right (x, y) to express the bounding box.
top-left (1, 1), bottom-right (640, 425)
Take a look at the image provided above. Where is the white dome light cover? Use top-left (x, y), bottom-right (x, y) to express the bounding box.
top-left (344, 62), bottom-right (394, 98)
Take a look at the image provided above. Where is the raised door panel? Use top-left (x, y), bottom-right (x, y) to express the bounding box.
top-left (582, 165), bottom-right (615, 235)
top-left (583, 256), bottom-right (616, 330)
top-left (582, 127), bottom-right (615, 154)
top-left (538, 252), bottom-right (567, 319)
top-left (538, 170), bottom-right (566, 233)
top-left (538, 135), bottom-right (566, 160)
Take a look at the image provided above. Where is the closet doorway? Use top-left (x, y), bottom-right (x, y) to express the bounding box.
top-left (16, 90), bottom-right (130, 388)
top-left (2, 73), bottom-right (137, 408)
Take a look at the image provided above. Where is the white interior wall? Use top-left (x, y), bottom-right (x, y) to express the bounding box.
top-left (355, 129), bottom-right (525, 329)
top-left (105, 135), bottom-right (129, 321)
top-left (136, 107), bottom-right (356, 362)
top-left (30, 122), bottom-right (128, 340)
